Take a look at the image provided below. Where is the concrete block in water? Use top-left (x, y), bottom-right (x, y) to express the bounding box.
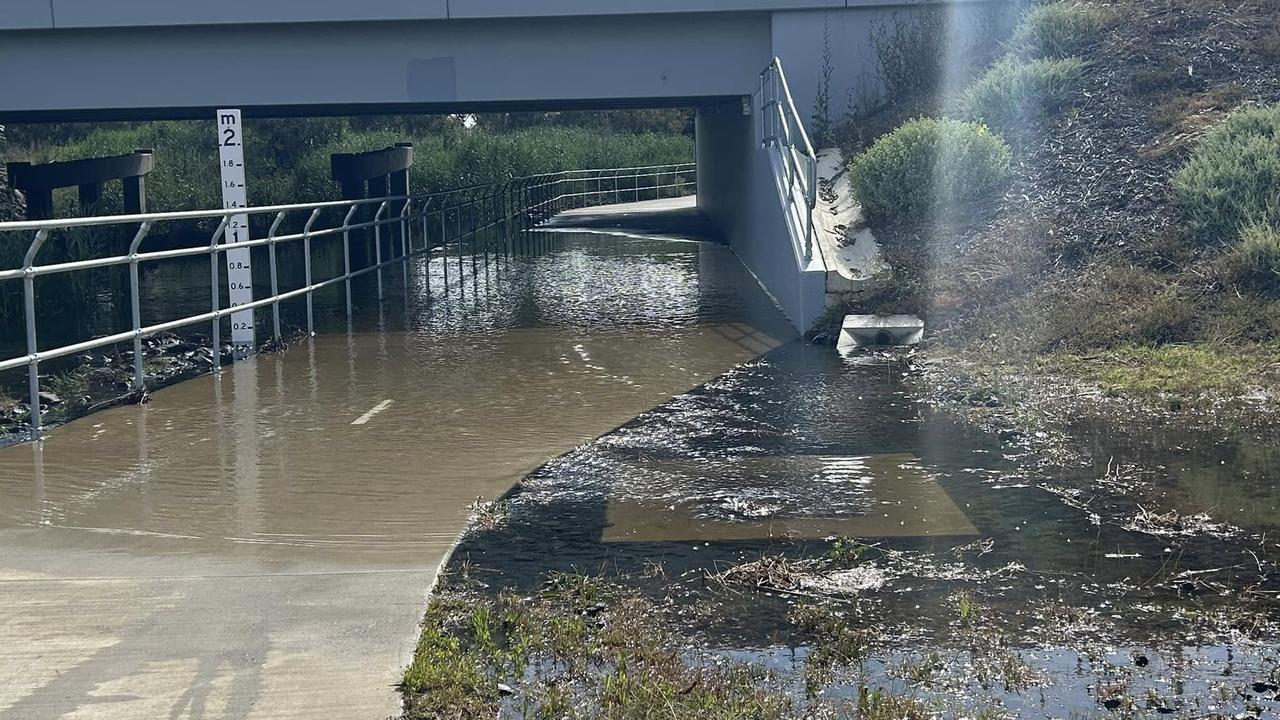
top-left (837, 314), bottom-right (924, 349)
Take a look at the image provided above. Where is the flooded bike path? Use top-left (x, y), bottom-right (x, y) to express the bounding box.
top-left (0, 223), bottom-right (791, 719)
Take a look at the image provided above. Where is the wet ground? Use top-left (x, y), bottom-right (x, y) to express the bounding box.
top-left (447, 344), bottom-right (1280, 718)
top-left (0, 202), bottom-right (793, 720)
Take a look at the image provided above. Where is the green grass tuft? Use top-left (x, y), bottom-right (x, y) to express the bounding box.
top-left (958, 56), bottom-right (1087, 136)
top-left (1007, 1), bottom-right (1111, 59)
top-left (1054, 343), bottom-right (1280, 395)
top-left (401, 602), bottom-right (497, 719)
top-left (1223, 224), bottom-right (1280, 297)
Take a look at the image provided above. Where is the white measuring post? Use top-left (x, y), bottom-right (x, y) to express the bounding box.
top-left (216, 109), bottom-right (255, 347)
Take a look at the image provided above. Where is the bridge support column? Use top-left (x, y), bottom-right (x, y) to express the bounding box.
top-left (389, 145), bottom-right (411, 260)
top-left (7, 150), bottom-right (153, 220)
top-left (366, 174), bottom-right (389, 270)
top-left (77, 182), bottom-right (102, 213)
top-left (331, 144), bottom-right (414, 273)
top-left (696, 100), bottom-right (824, 334)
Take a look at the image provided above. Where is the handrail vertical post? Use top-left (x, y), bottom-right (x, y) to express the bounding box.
top-left (399, 201), bottom-right (411, 290)
top-left (373, 202), bottom-right (387, 300)
top-left (439, 205), bottom-right (449, 287)
top-left (454, 201), bottom-right (463, 285)
top-left (342, 204), bottom-right (357, 319)
top-left (470, 199), bottom-right (480, 288)
top-left (23, 230), bottom-right (49, 439)
top-left (209, 218), bottom-right (229, 372)
top-left (303, 208), bottom-right (321, 334)
top-left (128, 222), bottom-right (152, 390)
top-left (422, 201), bottom-right (431, 294)
top-left (267, 211), bottom-right (286, 340)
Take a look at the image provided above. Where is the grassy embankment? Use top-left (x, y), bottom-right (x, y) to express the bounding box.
top-left (833, 0), bottom-right (1280, 406)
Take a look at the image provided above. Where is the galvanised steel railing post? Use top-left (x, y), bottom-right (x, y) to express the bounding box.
top-left (372, 202), bottom-right (388, 300)
top-left (521, 181), bottom-right (529, 243)
top-left (469, 199), bottom-right (479, 273)
top-left (454, 202), bottom-right (464, 285)
top-left (507, 183), bottom-right (515, 259)
top-left (439, 206), bottom-right (448, 288)
top-left (399, 201), bottom-right (411, 290)
top-left (23, 229), bottom-right (50, 439)
top-left (341, 204), bottom-right (358, 319)
top-left (427, 198), bottom-right (437, 292)
top-left (208, 217), bottom-right (230, 372)
top-left (498, 185), bottom-right (506, 255)
top-left (302, 208), bottom-right (321, 335)
top-left (480, 194), bottom-right (490, 271)
top-left (128, 221), bottom-right (153, 390)
top-left (267, 211), bottom-right (286, 341)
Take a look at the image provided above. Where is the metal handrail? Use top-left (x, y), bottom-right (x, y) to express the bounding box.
top-left (0, 162), bottom-right (696, 439)
top-left (757, 57), bottom-right (818, 267)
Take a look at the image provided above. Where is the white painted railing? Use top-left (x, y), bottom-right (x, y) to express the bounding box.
top-left (0, 163), bottom-right (696, 439)
top-left (758, 57), bottom-right (818, 268)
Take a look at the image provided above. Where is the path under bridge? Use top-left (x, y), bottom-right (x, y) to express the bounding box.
top-left (0, 194), bottom-right (793, 719)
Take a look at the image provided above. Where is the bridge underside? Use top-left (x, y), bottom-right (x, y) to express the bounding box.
top-left (0, 12), bottom-right (772, 123)
top-left (1, 2), bottom-right (959, 331)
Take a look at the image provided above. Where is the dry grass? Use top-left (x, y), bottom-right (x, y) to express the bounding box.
top-left (1145, 84), bottom-right (1250, 157)
top-left (708, 554), bottom-right (827, 595)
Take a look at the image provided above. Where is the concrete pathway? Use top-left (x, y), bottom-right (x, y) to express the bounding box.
top-left (0, 204), bottom-right (788, 720)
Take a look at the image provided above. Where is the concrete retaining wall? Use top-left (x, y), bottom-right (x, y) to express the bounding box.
top-left (770, 3), bottom-right (1019, 129)
top-left (697, 103), bottom-right (826, 333)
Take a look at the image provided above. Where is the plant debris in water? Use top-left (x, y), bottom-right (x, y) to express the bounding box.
top-left (403, 548), bottom-right (1280, 719)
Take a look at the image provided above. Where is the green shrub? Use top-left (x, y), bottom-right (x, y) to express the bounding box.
top-left (1173, 103), bottom-right (1280, 245)
top-left (1007, 2), bottom-right (1110, 59)
top-left (1224, 224), bottom-right (1280, 297)
top-left (959, 56), bottom-right (1086, 135)
top-left (848, 117), bottom-right (1012, 222)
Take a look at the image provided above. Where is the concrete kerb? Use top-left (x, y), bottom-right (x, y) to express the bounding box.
top-left (813, 148), bottom-right (889, 305)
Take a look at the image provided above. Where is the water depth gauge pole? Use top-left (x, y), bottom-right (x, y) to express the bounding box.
top-left (216, 109), bottom-right (256, 352)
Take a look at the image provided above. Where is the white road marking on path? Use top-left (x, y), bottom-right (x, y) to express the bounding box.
top-left (352, 400), bottom-right (393, 426)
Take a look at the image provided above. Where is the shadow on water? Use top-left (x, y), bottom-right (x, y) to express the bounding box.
top-left (448, 339), bottom-right (1280, 716)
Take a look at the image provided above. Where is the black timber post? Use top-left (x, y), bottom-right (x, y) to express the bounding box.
top-left (77, 182), bottom-right (102, 214)
top-left (330, 144), bottom-right (413, 271)
top-left (6, 164), bottom-right (53, 219)
top-left (122, 149), bottom-right (151, 214)
top-left (7, 150), bottom-right (154, 220)
top-left (389, 143), bottom-right (413, 258)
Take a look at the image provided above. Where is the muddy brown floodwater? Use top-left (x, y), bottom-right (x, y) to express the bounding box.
top-left (0, 218), bottom-right (793, 720)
